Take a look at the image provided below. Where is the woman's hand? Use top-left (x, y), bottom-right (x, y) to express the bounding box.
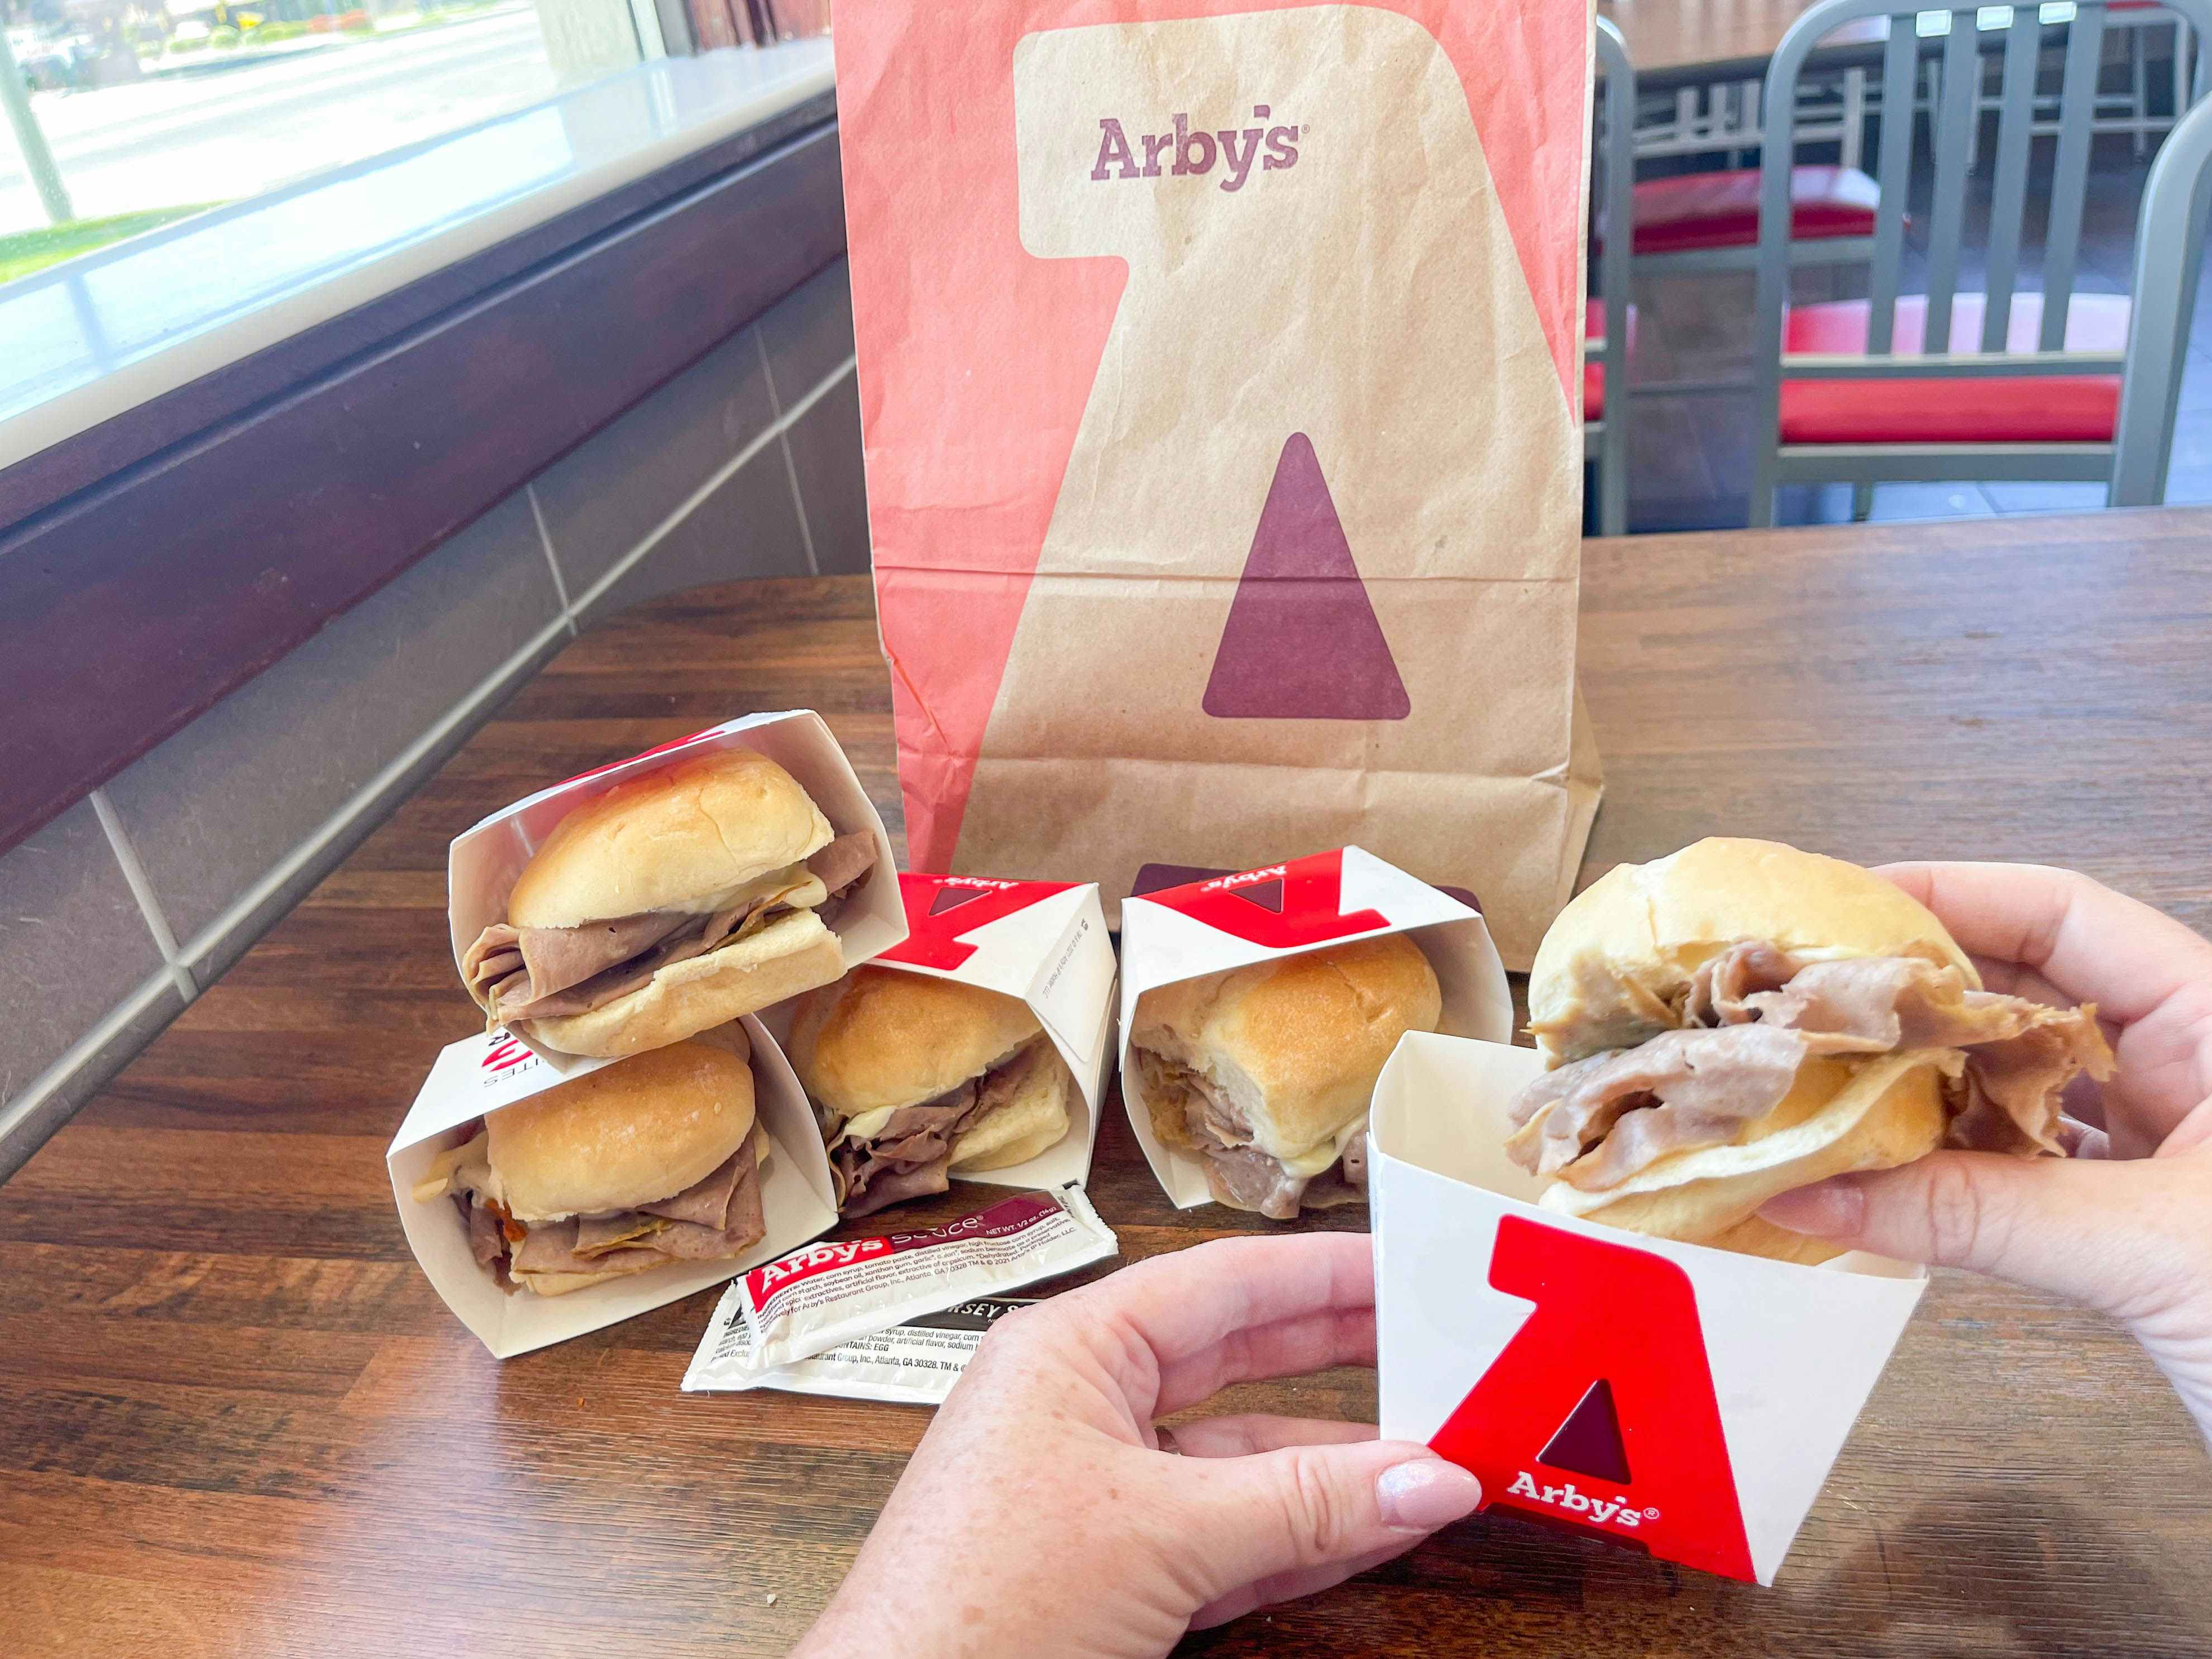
top-left (790, 1234), bottom-right (1482, 1659)
top-left (1761, 862), bottom-right (2212, 1442)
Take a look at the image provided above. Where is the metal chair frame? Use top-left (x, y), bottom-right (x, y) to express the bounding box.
top-left (2111, 88), bottom-right (2212, 500)
top-left (1747, 0), bottom-right (2212, 525)
top-left (1592, 18), bottom-right (1636, 536)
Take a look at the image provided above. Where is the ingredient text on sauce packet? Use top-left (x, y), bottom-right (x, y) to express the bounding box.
top-left (684, 1296), bottom-right (1034, 1403)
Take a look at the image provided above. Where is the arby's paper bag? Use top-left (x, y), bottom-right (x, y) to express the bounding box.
top-left (834, 0), bottom-right (1603, 969)
top-left (1372, 1034), bottom-right (1928, 1584)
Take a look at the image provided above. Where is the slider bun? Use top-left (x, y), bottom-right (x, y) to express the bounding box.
top-left (1529, 838), bottom-right (1977, 1065)
top-left (787, 967), bottom-right (1044, 1122)
top-left (949, 1048), bottom-right (1077, 1173)
top-left (508, 749), bottom-right (833, 927)
top-left (1131, 934), bottom-right (1442, 1163)
top-left (1537, 1048), bottom-right (1951, 1263)
top-left (486, 1035), bottom-right (757, 1221)
top-left (524, 909), bottom-right (844, 1058)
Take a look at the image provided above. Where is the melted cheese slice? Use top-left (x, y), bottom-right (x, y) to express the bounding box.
top-left (410, 1134), bottom-right (503, 1206)
top-left (1276, 1114), bottom-right (1370, 1179)
top-left (831, 1105), bottom-right (900, 1148)
top-left (687, 862), bottom-right (827, 917)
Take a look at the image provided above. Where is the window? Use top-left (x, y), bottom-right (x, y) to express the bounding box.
top-left (0, 0), bottom-right (822, 285)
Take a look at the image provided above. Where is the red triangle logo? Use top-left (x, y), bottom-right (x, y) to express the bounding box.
top-left (928, 885), bottom-right (990, 916)
top-left (1133, 863), bottom-right (1236, 897)
top-left (1203, 433), bottom-right (1411, 722)
top-left (1539, 1379), bottom-right (1632, 1486)
top-left (1231, 877), bottom-right (1285, 914)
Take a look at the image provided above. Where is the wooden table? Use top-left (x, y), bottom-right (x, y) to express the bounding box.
top-left (6, 508), bottom-right (2211, 1657)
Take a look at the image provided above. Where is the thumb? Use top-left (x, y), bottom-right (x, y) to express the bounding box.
top-left (1169, 1441), bottom-right (1482, 1604)
top-left (1759, 1151), bottom-right (2171, 1318)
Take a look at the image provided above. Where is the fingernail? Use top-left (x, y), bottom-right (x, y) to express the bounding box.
top-left (1760, 1177), bottom-right (1865, 1237)
top-left (1378, 1458), bottom-right (1483, 1531)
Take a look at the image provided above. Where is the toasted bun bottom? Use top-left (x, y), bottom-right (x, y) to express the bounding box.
top-left (1536, 1049), bottom-right (1952, 1261)
top-left (949, 1050), bottom-right (1076, 1173)
top-left (524, 909), bottom-right (844, 1058)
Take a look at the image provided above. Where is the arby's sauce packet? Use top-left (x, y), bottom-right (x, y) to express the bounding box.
top-left (686, 1184), bottom-right (1115, 1382)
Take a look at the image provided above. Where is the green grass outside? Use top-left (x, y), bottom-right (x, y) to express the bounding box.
top-left (0, 205), bottom-right (220, 285)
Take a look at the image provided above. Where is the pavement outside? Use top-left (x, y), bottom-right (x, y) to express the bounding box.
top-left (0, 2), bottom-right (554, 238)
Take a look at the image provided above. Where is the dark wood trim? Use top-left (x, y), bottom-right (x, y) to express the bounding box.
top-left (0, 88), bottom-right (836, 528)
top-left (0, 113), bottom-right (847, 859)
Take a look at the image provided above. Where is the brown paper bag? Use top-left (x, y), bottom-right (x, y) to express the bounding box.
top-left (838, 0), bottom-right (1601, 967)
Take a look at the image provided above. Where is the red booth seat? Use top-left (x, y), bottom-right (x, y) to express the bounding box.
top-left (1608, 165), bottom-right (1881, 255)
top-left (1779, 292), bottom-right (2129, 444)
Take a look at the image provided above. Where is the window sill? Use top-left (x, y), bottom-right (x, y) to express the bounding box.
top-left (0, 38), bottom-right (834, 482)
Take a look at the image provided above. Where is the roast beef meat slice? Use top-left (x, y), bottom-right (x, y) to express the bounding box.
top-left (974, 1038), bottom-right (1051, 1117)
top-left (642, 1155), bottom-right (767, 1258)
top-left (1512, 946), bottom-right (2115, 1191)
top-left (873, 1079), bottom-right (981, 1146)
top-left (491, 900), bottom-right (761, 1023)
top-left (512, 1218), bottom-right (587, 1273)
top-left (1144, 1056), bottom-right (1253, 1149)
top-left (514, 911), bottom-right (697, 1003)
top-left (1685, 941), bottom-right (1800, 1026)
top-left (1740, 953), bottom-right (2110, 1151)
top-left (574, 1211), bottom-right (667, 1255)
top-left (461, 924), bottom-right (525, 1003)
top-left (832, 1063), bottom-right (1024, 1217)
top-left (513, 1155), bottom-right (767, 1273)
top-left (1506, 1024), bottom-right (1829, 1189)
top-left (1948, 1013), bottom-right (2112, 1155)
top-left (839, 1158), bottom-right (954, 1218)
top-left (455, 1193), bottom-right (508, 1271)
top-left (806, 832), bottom-right (878, 899)
top-left (638, 1146), bottom-right (750, 1227)
top-left (1197, 1139), bottom-right (1310, 1219)
top-left (1159, 1057), bottom-right (1366, 1219)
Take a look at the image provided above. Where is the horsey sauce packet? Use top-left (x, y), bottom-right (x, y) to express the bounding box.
top-left (684, 1297), bottom-right (1034, 1403)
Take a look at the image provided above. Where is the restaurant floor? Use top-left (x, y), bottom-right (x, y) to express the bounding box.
top-left (1611, 138), bottom-right (2212, 532)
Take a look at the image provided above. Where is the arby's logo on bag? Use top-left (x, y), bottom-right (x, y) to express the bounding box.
top-left (878, 873), bottom-right (1080, 972)
top-left (1090, 106), bottom-right (1302, 192)
top-left (1136, 849), bottom-right (1391, 949)
top-left (1429, 1217), bottom-right (1756, 1582)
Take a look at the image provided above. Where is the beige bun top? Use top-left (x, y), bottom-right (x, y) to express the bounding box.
top-left (508, 749), bottom-right (833, 928)
top-left (1527, 837), bottom-right (1976, 1064)
top-left (485, 1035), bottom-right (757, 1220)
top-left (786, 967), bottom-right (1044, 1122)
top-left (1131, 932), bottom-right (1442, 1161)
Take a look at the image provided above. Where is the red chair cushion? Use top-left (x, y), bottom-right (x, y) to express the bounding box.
top-left (1625, 165), bottom-right (1879, 255)
top-left (1779, 293), bottom-right (2128, 444)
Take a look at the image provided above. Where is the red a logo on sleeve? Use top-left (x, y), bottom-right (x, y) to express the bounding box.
top-left (878, 874), bottom-right (1078, 971)
top-left (1139, 849), bottom-right (1388, 950)
top-left (1429, 1217), bottom-right (1756, 1582)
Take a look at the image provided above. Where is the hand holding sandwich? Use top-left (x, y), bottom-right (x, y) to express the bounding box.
top-left (789, 1235), bottom-right (1480, 1659)
top-left (1762, 862), bottom-right (2212, 1445)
